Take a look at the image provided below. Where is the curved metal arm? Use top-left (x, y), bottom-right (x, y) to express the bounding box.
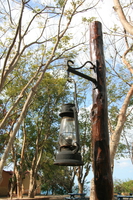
top-left (67, 60), bottom-right (97, 86)
top-left (67, 60), bottom-right (96, 70)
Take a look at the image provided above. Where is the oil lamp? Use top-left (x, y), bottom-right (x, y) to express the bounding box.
top-left (54, 103), bottom-right (83, 166)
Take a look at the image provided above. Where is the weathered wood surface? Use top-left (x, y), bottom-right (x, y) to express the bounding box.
top-left (90, 21), bottom-right (113, 200)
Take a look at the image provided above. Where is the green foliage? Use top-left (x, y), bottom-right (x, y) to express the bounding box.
top-left (82, 17), bottom-right (97, 23)
top-left (109, 105), bottom-right (119, 128)
top-left (41, 164), bottom-right (74, 194)
top-left (110, 24), bottom-right (119, 32)
top-left (0, 99), bottom-right (10, 153)
top-left (79, 108), bottom-right (91, 164)
top-left (8, 70), bottom-right (75, 193)
top-left (0, 133), bottom-right (9, 155)
top-left (55, 0), bottom-right (65, 7)
top-left (114, 179), bottom-right (133, 193)
top-left (115, 143), bottom-right (129, 159)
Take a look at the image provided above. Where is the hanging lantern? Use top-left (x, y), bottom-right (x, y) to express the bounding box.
top-left (54, 103), bottom-right (83, 166)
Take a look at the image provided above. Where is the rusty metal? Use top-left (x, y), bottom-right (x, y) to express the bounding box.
top-left (90, 21), bottom-right (113, 200)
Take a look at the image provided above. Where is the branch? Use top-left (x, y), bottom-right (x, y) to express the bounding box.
top-left (76, 0), bottom-right (100, 13)
top-left (122, 130), bottom-right (132, 160)
top-left (106, 60), bottom-right (131, 87)
top-left (0, 34), bottom-right (52, 93)
top-left (0, 2), bottom-right (25, 92)
top-left (0, 65), bottom-right (42, 129)
top-left (113, 0), bottom-right (133, 35)
top-left (0, 1), bottom-right (25, 85)
top-left (110, 85), bottom-right (133, 167)
top-left (122, 44), bottom-right (133, 75)
top-left (0, 5), bottom-right (51, 92)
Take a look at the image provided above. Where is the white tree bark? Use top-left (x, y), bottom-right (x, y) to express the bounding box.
top-left (110, 85), bottom-right (133, 170)
top-left (90, 179), bottom-right (95, 200)
top-left (113, 0), bottom-right (133, 35)
top-left (110, 0), bottom-right (133, 171)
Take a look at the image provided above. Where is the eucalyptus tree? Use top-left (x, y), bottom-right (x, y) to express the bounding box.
top-left (41, 164), bottom-right (76, 195)
top-left (114, 179), bottom-right (133, 194)
top-left (0, 0), bottom-right (100, 183)
top-left (26, 73), bottom-right (69, 198)
top-left (105, 0), bottom-right (133, 171)
top-left (7, 71), bottom-right (70, 198)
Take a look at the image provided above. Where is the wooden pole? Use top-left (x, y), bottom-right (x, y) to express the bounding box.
top-left (90, 21), bottom-right (113, 200)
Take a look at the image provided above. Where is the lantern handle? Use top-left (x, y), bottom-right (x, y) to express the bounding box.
top-left (67, 77), bottom-right (79, 113)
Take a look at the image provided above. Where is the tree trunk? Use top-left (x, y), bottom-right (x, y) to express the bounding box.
top-left (78, 182), bottom-right (83, 194)
top-left (9, 175), bottom-right (15, 199)
top-left (90, 21), bottom-right (113, 200)
top-left (90, 179), bottom-right (95, 200)
top-left (28, 170), bottom-right (36, 198)
top-left (75, 166), bottom-right (88, 194)
top-left (15, 170), bottom-right (23, 198)
top-left (110, 85), bottom-right (133, 170)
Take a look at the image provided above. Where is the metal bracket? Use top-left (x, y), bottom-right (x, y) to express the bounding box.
top-left (67, 60), bottom-right (97, 86)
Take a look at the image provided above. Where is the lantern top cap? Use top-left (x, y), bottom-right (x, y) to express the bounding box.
top-left (59, 103), bottom-right (75, 118)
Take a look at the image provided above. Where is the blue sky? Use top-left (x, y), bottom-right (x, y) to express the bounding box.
top-left (113, 158), bottom-right (133, 181)
top-left (82, 157), bottom-right (133, 196)
top-left (87, 157), bottom-right (133, 184)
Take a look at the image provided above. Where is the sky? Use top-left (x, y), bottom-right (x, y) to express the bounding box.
top-left (81, 157), bottom-right (133, 196)
top-left (87, 157), bottom-right (133, 182)
top-left (113, 158), bottom-right (133, 180)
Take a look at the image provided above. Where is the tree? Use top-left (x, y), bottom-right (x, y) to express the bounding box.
top-left (0, 0), bottom-right (99, 183)
top-left (75, 107), bottom-right (91, 193)
top-left (7, 72), bottom-right (70, 198)
top-left (26, 74), bottom-right (69, 198)
top-left (108, 0), bottom-right (133, 171)
top-left (41, 164), bottom-right (75, 195)
top-left (113, 0), bottom-right (133, 36)
top-left (114, 179), bottom-right (133, 194)
top-left (0, 99), bottom-right (11, 153)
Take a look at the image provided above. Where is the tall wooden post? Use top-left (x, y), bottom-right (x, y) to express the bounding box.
top-left (90, 21), bottom-right (113, 200)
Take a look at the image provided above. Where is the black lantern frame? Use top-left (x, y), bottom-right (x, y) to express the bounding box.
top-left (54, 103), bottom-right (83, 166)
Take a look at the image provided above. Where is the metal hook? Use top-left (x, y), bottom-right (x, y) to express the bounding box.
top-left (67, 60), bottom-right (74, 68)
top-left (67, 60), bottom-right (96, 70)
